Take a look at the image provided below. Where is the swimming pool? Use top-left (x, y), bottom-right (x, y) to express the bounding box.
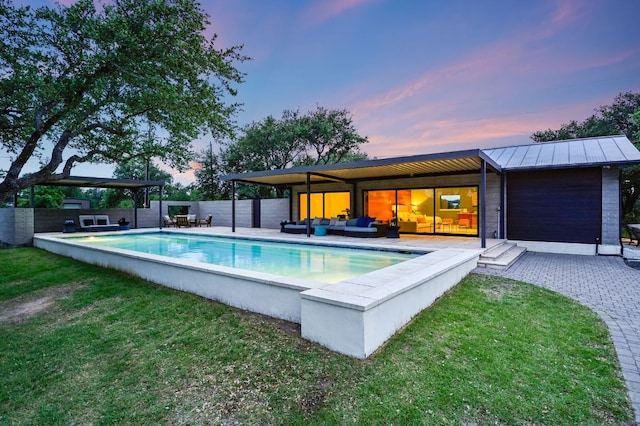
top-left (34, 229), bottom-right (481, 358)
top-left (68, 232), bottom-right (419, 284)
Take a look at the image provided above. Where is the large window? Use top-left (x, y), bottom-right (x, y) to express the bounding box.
top-left (299, 192), bottom-right (350, 220)
top-left (364, 186), bottom-right (478, 235)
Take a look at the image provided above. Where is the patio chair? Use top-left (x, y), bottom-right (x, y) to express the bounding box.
top-left (198, 214), bottom-right (212, 227)
top-left (163, 215), bottom-right (176, 227)
top-left (175, 215), bottom-right (190, 228)
top-left (627, 224), bottom-right (640, 246)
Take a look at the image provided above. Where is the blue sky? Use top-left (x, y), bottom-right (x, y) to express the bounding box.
top-left (8, 0), bottom-right (640, 184)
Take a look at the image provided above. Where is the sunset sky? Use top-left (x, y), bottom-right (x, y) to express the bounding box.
top-left (8, 0), bottom-right (640, 184)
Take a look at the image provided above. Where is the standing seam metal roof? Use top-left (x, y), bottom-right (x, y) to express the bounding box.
top-left (482, 136), bottom-right (640, 170)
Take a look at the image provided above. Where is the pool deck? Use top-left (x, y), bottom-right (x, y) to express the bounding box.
top-left (165, 225), bottom-right (505, 251)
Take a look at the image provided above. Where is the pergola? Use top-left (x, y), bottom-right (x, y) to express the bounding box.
top-left (223, 149), bottom-right (503, 248)
top-left (27, 176), bottom-right (166, 229)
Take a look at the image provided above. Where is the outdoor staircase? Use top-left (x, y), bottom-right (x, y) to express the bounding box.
top-left (477, 241), bottom-right (527, 269)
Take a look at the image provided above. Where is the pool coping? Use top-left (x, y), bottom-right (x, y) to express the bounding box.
top-left (34, 229), bottom-right (482, 358)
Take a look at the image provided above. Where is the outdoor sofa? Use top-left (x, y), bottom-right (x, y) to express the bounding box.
top-left (283, 217), bottom-right (388, 238)
top-left (78, 215), bottom-right (120, 232)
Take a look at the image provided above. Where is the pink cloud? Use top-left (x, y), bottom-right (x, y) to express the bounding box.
top-left (301, 0), bottom-right (378, 25)
top-left (348, 0), bottom-right (626, 125)
top-left (359, 98), bottom-right (606, 159)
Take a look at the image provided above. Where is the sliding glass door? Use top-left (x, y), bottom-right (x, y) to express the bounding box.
top-left (364, 186), bottom-right (478, 235)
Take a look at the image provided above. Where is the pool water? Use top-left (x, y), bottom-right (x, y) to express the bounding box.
top-left (70, 232), bottom-right (421, 284)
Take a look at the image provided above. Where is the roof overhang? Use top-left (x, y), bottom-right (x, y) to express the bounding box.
top-left (39, 176), bottom-right (165, 190)
top-left (222, 149), bottom-right (502, 187)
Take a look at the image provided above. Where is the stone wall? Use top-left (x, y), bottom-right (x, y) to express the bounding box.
top-left (0, 208), bottom-right (34, 247)
top-left (601, 166), bottom-right (621, 245)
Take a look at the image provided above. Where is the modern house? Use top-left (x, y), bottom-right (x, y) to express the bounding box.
top-left (223, 135), bottom-right (640, 255)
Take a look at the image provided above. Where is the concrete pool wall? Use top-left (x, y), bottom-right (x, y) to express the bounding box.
top-left (34, 231), bottom-right (481, 358)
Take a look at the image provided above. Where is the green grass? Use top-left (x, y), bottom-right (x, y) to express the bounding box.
top-left (0, 248), bottom-right (634, 425)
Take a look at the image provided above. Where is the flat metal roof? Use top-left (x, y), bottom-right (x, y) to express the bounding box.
top-left (40, 176), bottom-right (165, 189)
top-left (223, 135), bottom-right (640, 186)
top-left (483, 135), bottom-right (640, 171)
top-left (223, 149), bottom-right (502, 186)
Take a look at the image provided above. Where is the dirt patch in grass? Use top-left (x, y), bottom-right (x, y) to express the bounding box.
top-left (477, 276), bottom-right (524, 300)
top-left (0, 284), bottom-right (86, 323)
top-left (300, 376), bottom-right (333, 415)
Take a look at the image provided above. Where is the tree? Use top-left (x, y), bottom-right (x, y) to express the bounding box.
top-left (206, 106), bottom-right (368, 199)
top-left (531, 91), bottom-right (640, 223)
top-left (295, 106), bottom-right (369, 165)
top-left (194, 145), bottom-right (232, 200)
top-left (532, 92), bottom-right (639, 142)
top-left (0, 0), bottom-right (247, 204)
top-left (16, 186), bottom-right (65, 208)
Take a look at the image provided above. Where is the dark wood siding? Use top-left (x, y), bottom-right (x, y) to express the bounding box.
top-left (506, 168), bottom-right (601, 244)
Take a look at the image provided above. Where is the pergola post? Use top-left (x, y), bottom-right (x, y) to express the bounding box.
top-left (231, 180), bottom-right (236, 233)
top-left (133, 189), bottom-right (139, 229)
top-left (306, 172), bottom-right (311, 237)
top-left (480, 159), bottom-right (487, 248)
top-left (159, 185), bottom-right (164, 229)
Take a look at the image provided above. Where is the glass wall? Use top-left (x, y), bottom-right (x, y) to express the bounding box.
top-left (364, 186), bottom-right (478, 235)
top-left (299, 192), bottom-right (350, 220)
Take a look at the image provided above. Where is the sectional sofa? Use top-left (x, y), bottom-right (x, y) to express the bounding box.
top-left (283, 217), bottom-right (388, 238)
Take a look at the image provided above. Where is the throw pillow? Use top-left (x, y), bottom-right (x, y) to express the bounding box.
top-left (346, 218), bottom-right (359, 227)
top-left (356, 216), bottom-right (366, 227)
top-left (312, 217), bottom-right (322, 226)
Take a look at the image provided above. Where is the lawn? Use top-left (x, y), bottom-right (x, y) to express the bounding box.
top-left (0, 248), bottom-right (634, 425)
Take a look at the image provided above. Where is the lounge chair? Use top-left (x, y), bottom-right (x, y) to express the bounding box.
top-left (198, 214), bottom-right (212, 227)
top-left (163, 215), bottom-right (176, 227)
top-left (176, 215), bottom-right (190, 228)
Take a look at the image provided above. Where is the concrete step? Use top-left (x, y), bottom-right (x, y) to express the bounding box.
top-left (480, 242), bottom-right (516, 260)
top-left (477, 244), bottom-right (526, 270)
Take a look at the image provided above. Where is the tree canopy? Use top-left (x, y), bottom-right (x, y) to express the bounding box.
top-left (0, 0), bottom-right (247, 204)
top-left (530, 91), bottom-right (640, 223)
top-left (531, 92), bottom-right (640, 143)
top-left (194, 106), bottom-right (369, 199)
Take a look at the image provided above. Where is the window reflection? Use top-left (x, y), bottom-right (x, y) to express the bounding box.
top-left (365, 187), bottom-right (478, 235)
top-left (299, 192), bottom-right (350, 220)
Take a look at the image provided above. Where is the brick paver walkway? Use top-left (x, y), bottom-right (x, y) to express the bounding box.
top-left (474, 252), bottom-right (640, 425)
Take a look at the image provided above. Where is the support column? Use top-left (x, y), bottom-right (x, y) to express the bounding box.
top-left (159, 186), bottom-right (163, 229)
top-left (133, 189), bottom-right (138, 229)
top-left (232, 180), bottom-right (236, 232)
top-left (306, 172), bottom-right (311, 237)
top-left (480, 160), bottom-right (487, 248)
